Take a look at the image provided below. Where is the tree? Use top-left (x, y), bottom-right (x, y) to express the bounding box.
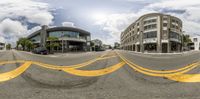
top-left (90, 41), bottom-right (95, 51)
top-left (183, 34), bottom-right (192, 43)
top-left (183, 34), bottom-right (192, 46)
top-left (6, 44), bottom-right (11, 50)
top-left (16, 41), bottom-right (20, 50)
top-left (17, 38), bottom-right (33, 51)
top-left (17, 38), bottom-right (28, 51)
top-left (46, 37), bottom-right (59, 53)
top-left (25, 40), bottom-right (33, 51)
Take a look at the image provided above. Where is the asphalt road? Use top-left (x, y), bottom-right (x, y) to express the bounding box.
top-left (1, 50), bottom-right (200, 99)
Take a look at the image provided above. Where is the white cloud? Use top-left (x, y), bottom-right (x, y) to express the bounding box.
top-left (0, 0), bottom-right (54, 25)
top-left (0, 0), bottom-right (54, 45)
top-left (62, 22), bottom-right (75, 27)
top-left (0, 18), bottom-right (27, 37)
top-left (27, 12), bottom-right (54, 25)
top-left (148, 0), bottom-right (200, 9)
top-left (0, 36), bottom-right (5, 43)
top-left (94, 13), bottom-right (139, 44)
top-left (27, 26), bottom-right (42, 34)
top-left (94, 0), bottom-right (200, 44)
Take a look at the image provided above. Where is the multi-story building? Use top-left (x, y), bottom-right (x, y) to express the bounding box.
top-left (27, 25), bottom-right (91, 52)
top-left (121, 13), bottom-right (183, 53)
top-left (0, 42), bottom-right (5, 50)
top-left (190, 36), bottom-right (200, 51)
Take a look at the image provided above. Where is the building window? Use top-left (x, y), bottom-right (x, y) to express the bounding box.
top-left (171, 24), bottom-right (176, 28)
top-left (163, 23), bottom-right (168, 27)
top-left (143, 31), bottom-right (157, 39)
top-left (194, 38), bottom-right (198, 42)
top-left (137, 28), bottom-right (140, 32)
top-left (170, 32), bottom-right (181, 40)
top-left (176, 26), bottom-right (179, 29)
top-left (163, 17), bottom-right (168, 20)
top-left (143, 19), bottom-right (157, 25)
top-left (49, 31), bottom-right (80, 39)
top-left (172, 19), bottom-right (176, 23)
top-left (144, 24), bottom-right (157, 30)
top-left (30, 35), bottom-right (40, 42)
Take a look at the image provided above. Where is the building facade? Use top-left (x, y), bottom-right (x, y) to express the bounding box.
top-left (121, 13), bottom-right (183, 53)
top-left (0, 42), bottom-right (5, 50)
top-left (190, 36), bottom-right (200, 51)
top-left (102, 44), bottom-right (111, 50)
top-left (27, 26), bottom-right (91, 52)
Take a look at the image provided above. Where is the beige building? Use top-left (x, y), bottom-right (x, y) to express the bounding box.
top-left (121, 13), bottom-right (183, 53)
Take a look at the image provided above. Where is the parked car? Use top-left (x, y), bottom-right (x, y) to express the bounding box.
top-left (32, 47), bottom-right (48, 55)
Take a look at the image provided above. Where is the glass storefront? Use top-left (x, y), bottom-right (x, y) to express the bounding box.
top-left (169, 31), bottom-right (181, 41)
top-left (30, 35), bottom-right (41, 43)
top-left (48, 31), bottom-right (80, 39)
top-left (143, 31), bottom-right (157, 39)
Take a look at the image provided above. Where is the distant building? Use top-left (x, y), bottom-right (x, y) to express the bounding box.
top-left (0, 42), bottom-right (5, 50)
top-left (189, 36), bottom-right (200, 50)
top-left (27, 25), bottom-right (91, 52)
top-left (121, 13), bottom-right (183, 53)
top-left (102, 44), bottom-right (111, 49)
top-left (114, 42), bottom-right (120, 49)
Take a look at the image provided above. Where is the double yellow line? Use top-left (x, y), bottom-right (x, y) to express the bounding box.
top-left (0, 51), bottom-right (121, 82)
top-left (0, 51), bottom-right (200, 83)
top-left (0, 61), bottom-right (32, 82)
top-left (116, 51), bottom-right (200, 82)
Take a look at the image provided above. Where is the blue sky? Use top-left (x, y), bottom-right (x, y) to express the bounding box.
top-left (0, 0), bottom-right (200, 46)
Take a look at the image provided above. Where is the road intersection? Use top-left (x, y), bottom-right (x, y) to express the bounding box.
top-left (1, 50), bottom-right (200, 82)
top-left (1, 50), bottom-right (200, 99)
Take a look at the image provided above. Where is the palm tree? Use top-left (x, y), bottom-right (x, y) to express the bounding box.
top-left (25, 40), bottom-right (33, 51)
top-left (17, 38), bottom-right (33, 51)
top-left (17, 38), bottom-right (28, 51)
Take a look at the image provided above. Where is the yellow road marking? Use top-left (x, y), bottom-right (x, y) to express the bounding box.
top-left (0, 51), bottom-right (200, 83)
top-left (167, 74), bottom-right (200, 82)
top-left (17, 51), bottom-right (111, 70)
top-left (32, 58), bottom-right (98, 70)
top-left (0, 61), bottom-right (32, 82)
top-left (97, 55), bottom-right (117, 60)
top-left (118, 52), bottom-right (200, 77)
top-left (0, 60), bottom-right (26, 65)
top-left (116, 51), bottom-right (199, 74)
top-left (62, 62), bottom-right (125, 77)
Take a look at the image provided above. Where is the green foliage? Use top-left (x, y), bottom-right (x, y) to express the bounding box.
top-left (46, 37), bottom-right (59, 53)
top-left (6, 44), bottom-right (11, 50)
top-left (183, 34), bottom-right (192, 44)
top-left (17, 38), bottom-right (33, 51)
top-left (25, 40), bottom-right (33, 51)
